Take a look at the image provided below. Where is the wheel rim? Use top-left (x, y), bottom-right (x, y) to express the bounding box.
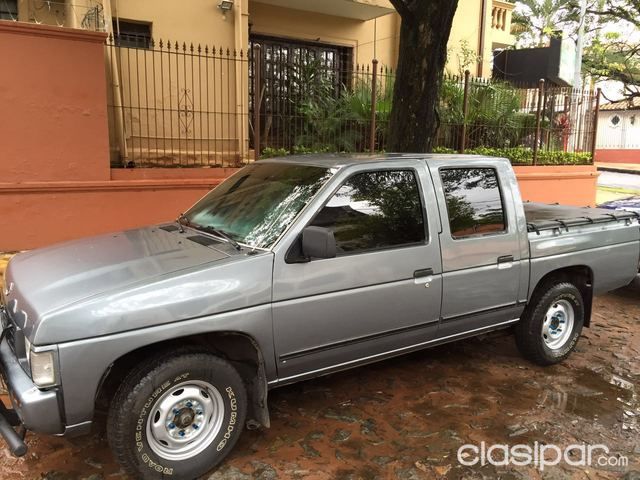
top-left (542, 299), bottom-right (575, 350)
top-left (146, 380), bottom-right (225, 461)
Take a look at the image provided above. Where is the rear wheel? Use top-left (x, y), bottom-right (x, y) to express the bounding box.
top-left (107, 351), bottom-right (247, 479)
top-left (515, 282), bottom-right (584, 365)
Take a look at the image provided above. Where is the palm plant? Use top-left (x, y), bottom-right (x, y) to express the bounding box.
top-left (512, 0), bottom-right (574, 47)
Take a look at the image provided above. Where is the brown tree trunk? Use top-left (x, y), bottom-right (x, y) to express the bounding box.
top-left (387, 0), bottom-right (459, 152)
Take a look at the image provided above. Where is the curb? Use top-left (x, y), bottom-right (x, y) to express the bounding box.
top-left (597, 166), bottom-right (640, 176)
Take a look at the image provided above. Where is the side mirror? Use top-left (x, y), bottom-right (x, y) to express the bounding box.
top-left (302, 226), bottom-right (336, 260)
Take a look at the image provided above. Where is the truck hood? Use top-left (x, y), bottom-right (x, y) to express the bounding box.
top-left (4, 226), bottom-right (242, 340)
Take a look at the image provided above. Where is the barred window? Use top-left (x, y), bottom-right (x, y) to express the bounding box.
top-left (113, 20), bottom-right (152, 49)
top-left (0, 0), bottom-right (18, 20)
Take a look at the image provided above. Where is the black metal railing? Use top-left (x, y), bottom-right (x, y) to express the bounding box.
top-left (106, 35), bottom-right (250, 168)
top-left (105, 36), bottom-right (600, 168)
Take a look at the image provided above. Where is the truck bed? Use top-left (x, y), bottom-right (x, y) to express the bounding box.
top-left (524, 202), bottom-right (640, 234)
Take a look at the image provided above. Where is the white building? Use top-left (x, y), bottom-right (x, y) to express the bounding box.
top-left (595, 97), bottom-right (640, 163)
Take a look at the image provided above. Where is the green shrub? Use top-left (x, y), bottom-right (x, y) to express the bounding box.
top-left (431, 146), bottom-right (591, 165)
top-left (261, 147), bottom-right (290, 159)
top-left (292, 145), bottom-right (331, 155)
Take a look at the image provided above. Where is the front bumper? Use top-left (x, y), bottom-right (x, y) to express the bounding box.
top-left (0, 337), bottom-right (64, 435)
top-left (0, 306), bottom-right (65, 455)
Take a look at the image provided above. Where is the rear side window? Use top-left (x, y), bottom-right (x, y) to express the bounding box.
top-left (310, 170), bottom-right (426, 254)
top-left (439, 168), bottom-right (506, 239)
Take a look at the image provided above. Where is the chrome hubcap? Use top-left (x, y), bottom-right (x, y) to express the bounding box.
top-left (542, 299), bottom-right (575, 349)
top-left (146, 381), bottom-right (225, 461)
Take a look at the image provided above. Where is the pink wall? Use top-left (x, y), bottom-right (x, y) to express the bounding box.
top-left (0, 22), bottom-right (109, 182)
top-left (595, 149), bottom-right (640, 164)
top-left (514, 165), bottom-right (598, 207)
top-left (0, 165), bottom-right (598, 252)
top-left (0, 176), bottom-right (224, 250)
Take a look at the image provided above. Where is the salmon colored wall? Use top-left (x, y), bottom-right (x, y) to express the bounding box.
top-left (0, 165), bottom-right (598, 251)
top-left (0, 22), bottom-right (109, 183)
top-left (513, 165), bottom-right (599, 207)
top-left (594, 149), bottom-right (640, 164)
top-left (0, 177), bottom-right (224, 251)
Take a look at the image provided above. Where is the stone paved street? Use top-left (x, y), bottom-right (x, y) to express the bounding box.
top-left (0, 253), bottom-right (639, 479)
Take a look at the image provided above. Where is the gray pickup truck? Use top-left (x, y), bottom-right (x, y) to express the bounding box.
top-left (1, 154), bottom-right (639, 479)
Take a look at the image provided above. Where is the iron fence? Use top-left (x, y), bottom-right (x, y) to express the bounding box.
top-left (106, 35), bottom-right (250, 167)
top-left (436, 73), bottom-right (599, 164)
top-left (105, 36), bottom-right (600, 168)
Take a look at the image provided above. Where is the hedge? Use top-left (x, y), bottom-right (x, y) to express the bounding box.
top-left (432, 146), bottom-right (592, 165)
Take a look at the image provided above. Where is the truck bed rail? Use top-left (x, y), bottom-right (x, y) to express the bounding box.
top-left (524, 202), bottom-right (640, 234)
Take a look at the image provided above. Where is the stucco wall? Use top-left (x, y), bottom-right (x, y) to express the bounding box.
top-left (0, 22), bottom-right (109, 183)
top-left (108, 0), bottom-right (508, 74)
top-left (595, 149), bottom-right (640, 164)
top-left (112, 0), bottom-right (246, 47)
top-left (0, 165), bottom-right (598, 252)
top-left (513, 165), bottom-right (598, 207)
top-left (249, 2), bottom-right (400, 67)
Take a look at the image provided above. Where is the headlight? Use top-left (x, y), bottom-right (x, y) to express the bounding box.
top-left (29, 350), bottom-right (57, 388)
top-left (24, 337), bottom-right (58, 387)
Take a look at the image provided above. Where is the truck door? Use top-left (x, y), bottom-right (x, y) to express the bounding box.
top-left (271, 163), bottom-right (443, 382)
top-left (428, 159), bottom-right (524, 337)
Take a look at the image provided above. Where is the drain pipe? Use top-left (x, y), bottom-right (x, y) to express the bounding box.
top-left (234, 0), bottom-right (248, 163)
top-left (477, 0), bottom-right (487, 77)
top-left (103, 0), bottom-right (128, 163)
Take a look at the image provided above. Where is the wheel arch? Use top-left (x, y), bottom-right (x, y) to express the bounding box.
top-left (95, 331), bottom-right (270, 429)
top-left (528, 265), bottom-right (594, 327)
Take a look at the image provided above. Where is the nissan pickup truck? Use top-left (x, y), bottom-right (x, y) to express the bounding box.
top-left (1, 154), bottom-right (639, 479)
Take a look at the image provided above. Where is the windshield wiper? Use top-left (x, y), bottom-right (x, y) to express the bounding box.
top-left (195, 225), bottom-right (242, 251)
top-left (176, 213), bottom-right (189, 233)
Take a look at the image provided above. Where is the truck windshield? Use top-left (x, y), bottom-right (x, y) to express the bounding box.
top-left (184, 163), bottom-right (333, 249)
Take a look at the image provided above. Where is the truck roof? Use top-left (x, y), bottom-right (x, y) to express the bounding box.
top-left (258, 153), bottom-right (506, 169)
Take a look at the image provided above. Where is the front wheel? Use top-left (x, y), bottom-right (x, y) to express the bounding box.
top-left (107, 351), bottom-right (247, 479)
top-left (515, 282), bottom-right (585, 366)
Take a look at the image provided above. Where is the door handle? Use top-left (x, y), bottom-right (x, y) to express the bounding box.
top-left (414, 268), bottom-right (434, 278)
top-left (497, 255), bottom-right (514, 269)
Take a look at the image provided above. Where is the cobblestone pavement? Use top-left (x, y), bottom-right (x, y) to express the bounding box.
top-left (0, 254), bottom-right (638, 479)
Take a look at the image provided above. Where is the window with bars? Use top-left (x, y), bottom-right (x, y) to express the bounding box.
top-left (0, 0), bottom-right (18, 20)
top-left (112, 19), bottom-right (152, 49)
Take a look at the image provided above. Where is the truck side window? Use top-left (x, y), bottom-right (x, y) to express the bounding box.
top-left (310, 170), bottom-right (426, 254)
top-left (439, 168), bottom-right (506, 239)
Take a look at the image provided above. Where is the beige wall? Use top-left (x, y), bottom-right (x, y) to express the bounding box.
top-left (12, 0), bottom-right (513, 76)
top-left (249, 2), bottom-right (399, 68)
top-left (112, 0), bottom-right (245, 47)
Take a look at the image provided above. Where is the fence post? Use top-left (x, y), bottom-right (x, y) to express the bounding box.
top-left (253, 44), bottom-right (262, 161)
top-left (459, 69), bottom-right (470, 153)
top-left (590, 88), bottom-right (601, 163)
top-left (533, 78), bottom-right (545, 166)
top-left (369, 59), bottom-right (378, 153)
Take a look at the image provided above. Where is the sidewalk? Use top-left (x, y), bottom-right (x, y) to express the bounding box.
top-left (596, 162), bottom-right (640, 175)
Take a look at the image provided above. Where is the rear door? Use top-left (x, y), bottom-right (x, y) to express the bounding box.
top-left (428, 158), bottom-right (524, 337)
top-left (271, 161), bottom-right (443, 382)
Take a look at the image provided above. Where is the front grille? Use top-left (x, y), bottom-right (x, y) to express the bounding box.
top-left (1, 306), bottom-right (26, 368)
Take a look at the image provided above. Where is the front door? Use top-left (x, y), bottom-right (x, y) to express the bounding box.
top-left (272, 165), bottom-right (442, 382)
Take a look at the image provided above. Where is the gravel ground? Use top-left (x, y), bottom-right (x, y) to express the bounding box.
top-left (0, 255), bottom-right (638, 479)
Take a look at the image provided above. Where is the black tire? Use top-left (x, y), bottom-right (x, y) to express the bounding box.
top-left (515, 281), bottom-right (584, 366)
top-left (107, 351), bottom-right (247, 480)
